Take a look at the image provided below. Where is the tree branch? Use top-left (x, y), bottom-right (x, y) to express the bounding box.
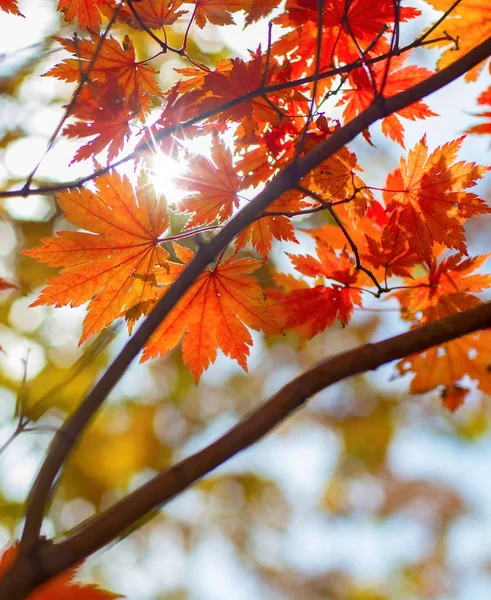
top-left (4, 301), bottom-right (491, 597)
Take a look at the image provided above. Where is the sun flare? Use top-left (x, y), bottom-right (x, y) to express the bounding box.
top-left (149, 152), bottom-right (189, 207)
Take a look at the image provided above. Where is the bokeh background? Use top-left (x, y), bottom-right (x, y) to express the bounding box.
top-left (1, 1), bottom-right (491, 598)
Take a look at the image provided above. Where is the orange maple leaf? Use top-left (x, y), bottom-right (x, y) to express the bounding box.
top-left (384, 135), bottom-right (491, 264)
top-left (23, 171), bottom-right (169, 343)
top-left (0, 543), bottom-right (123, 599)
top-left (423, 0), bottom-right (491, 81)
top-left (338, 54), bottom-right (436, 147)
top-left (142, 244), bottom-right (281, 381)
top-left (235, 216), bottom-right (297, 260)
top-left (394, 253), bottom-right (491, 410)
top-left (117, 0), bottom-right (187, 29)
top-left (393, 253), bottom-right (491, 317)
top-left (467, 85), bottom-right (491, 136)
top-left (177, 134), bottom-right (240, 228)
top-left (45, 35), bottom-right (161, 117)
top-left (304, 146), bottom-right (374, 221)
top-left (194, 0), bottom-right (252, 27)
top-left (363, 228), bottom-right (419, 278)
top-left (0, 0), bottom-right (22, 15)
top-left (398, 327), bottom-right (491, 412)
top-left (57, 0), bottom-right (115, 32)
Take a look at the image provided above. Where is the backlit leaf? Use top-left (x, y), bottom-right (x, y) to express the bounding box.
top-left (23, 170), bottom-right (170, 343)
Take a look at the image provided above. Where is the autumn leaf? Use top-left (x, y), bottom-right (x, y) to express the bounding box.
top-left (117, 0), bottom-right (187, 29)
top-left (23, 170), bottom-right (170, 343)
top-left (274, 0), bottom-right (420, 73)
top-left (46, 35), bottom-right (161, 117)
top-left (0, 0), bottom-right (22, 15)
top-left (63, 78), bottom-right (137, 163)
top-left (338, 54), bottom-right (436, 147)
top-left (142, 245), bottom-right (281, 381)
top-left (0, 543), bottom-right (123, 599)
top-left (393, 253), bottom-right (491, 410)
top-left (194, 0), bottom-right (253, 28)
top-left (398, 328), bottom-right (491, 411)
top-left (467, 85), bottom-right (491, 136)
top-left (384, 135), bottom-right (491, 264)
top-left (423, 0), bottom-right (491, 81)
top-left (280, 238), bottom-right (363, 341)
top-left (392, 253), bottom-right (491, 317)
top-left (363, 228), bottom-right (419, 278)
top-left (194, 51), bottom-right (282, 132)
top-left (177, 134), bottom-right (240, 228)
top-left (0, 277), bottom-right (17, 293)
top-left (57, 0), bottom-right (115, 32)
top-left (235, 216), bottom-right (297, 260)
top-left (304, 146), bottom-right (374, 220)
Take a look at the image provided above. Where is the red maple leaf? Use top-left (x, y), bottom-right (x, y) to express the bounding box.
top-left (280, 238), bottom-right (363, 341)
top-left (0, 0), bottom-right (22, 15)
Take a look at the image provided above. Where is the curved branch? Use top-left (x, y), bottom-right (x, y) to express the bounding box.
top-left (4, 301), bottom-right (491, 597)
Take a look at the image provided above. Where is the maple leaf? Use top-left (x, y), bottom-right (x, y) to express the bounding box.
top-left (384, 135), bottom-right (491, 264)
top-left (57, 0), bottom-right (115, 32)
top-left (304, 147), bottom-right (374, 221)
top-left (63, 78), bottom-right (137, 163)
top-left (274, 0), bottom-right (420, 73)
top-left (45, 35), bottom-right (161, 117)
top-left (23, 171), bottom-right (170, 343)
top-left (0, 0), bottom-right (22, 15)
top-left (280, 238), bottom-right (363, 341)
top-left (467, 85), bottom-right (491, 136)
top-left (194, 0), bottom-right (253, 28)
top-left (423, 0), bottom-right (491, 81)
top-left (117, 0), bottom-right (187, 29)
top-left (235, 216), bottom-right (297, 259)
top-left (398, 327), bottom-right (491, 411)
top-left (338, 54), bottom-right (436, 147)
top-left (142, 245), bottom-right (281, 381)
top-left (177, 134), bottom-right (240, 228)
top-left (194, 51), bottom-right (282, 132)
top-left (393, 254), bottom-right (491, 410)
top-left (0, 543), bottom-right (123, 599)
top-left (363, 228), bottom-right (419, 278)
top-left (392, 253), bottom-right (491, 317)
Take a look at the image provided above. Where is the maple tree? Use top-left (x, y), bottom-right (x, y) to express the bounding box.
top-left (0, 0), bottom-right (491, 597)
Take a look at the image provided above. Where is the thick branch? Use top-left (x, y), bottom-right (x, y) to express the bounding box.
top-left (4, 302), bottom-right (491, 596)
top-left (1, 36), bottom-right (490, 600)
